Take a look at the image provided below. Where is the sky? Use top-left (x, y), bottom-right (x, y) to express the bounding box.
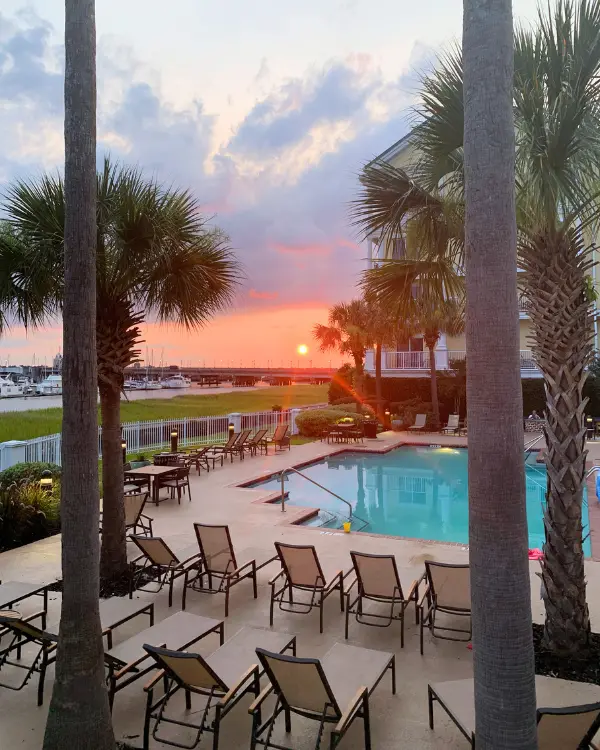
top-left (0, 0), bottom-right (540, 368)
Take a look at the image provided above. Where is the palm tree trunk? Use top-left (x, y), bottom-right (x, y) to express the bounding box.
top-left (522, 233), bottom-right (592, 654)
top-left (463, 0), bottom-right (537, 747)
top-left (43, 1), bottom-right (114, 747)
top-left (99, 382), bottom-right (127, 584)
top-left (425, 333), bottom-right (440, 429)
top-left (374, 341), bottom-right (383, 420)
top-left (353, 355), bottom-right (365, 414)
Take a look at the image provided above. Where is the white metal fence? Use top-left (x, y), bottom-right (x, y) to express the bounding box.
top-left (4, 403), bottom-right (329, 470)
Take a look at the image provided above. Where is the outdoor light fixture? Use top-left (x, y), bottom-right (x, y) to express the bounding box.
top-left (39, 470), bottom-right (53, 494)
top-left (121, 440), bottom-right (127, 465)
top-left (171, 430), bottom-right (178, 453)
top-left (228, 422), bottom-right (235, 439)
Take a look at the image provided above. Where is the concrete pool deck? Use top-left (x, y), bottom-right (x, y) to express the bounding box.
top-left (3, 430), bottom-right (600, 748)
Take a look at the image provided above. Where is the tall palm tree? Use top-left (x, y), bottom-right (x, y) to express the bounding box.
top-left (463, 0), bottom-right (536, 745)
top-left (2, 160), bottom-right (241, 584)
top-left (353, 0), bottom-right (600, 656)
top-left (314, 300), bottom-right (371, 409)
top-left (43, 1), bottom-right (115, 748)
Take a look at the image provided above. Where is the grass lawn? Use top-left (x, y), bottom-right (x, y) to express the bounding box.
top-left (0, 384), bottom-right (329, 442)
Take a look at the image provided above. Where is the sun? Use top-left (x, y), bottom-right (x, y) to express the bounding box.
top-left (297, 344), bottom-right (308, 356)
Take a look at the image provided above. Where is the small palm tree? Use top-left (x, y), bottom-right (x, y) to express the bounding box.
top-left (314, 300), bottom-right (371, 410)
top-left (1, 159), bottom-right (241, 584)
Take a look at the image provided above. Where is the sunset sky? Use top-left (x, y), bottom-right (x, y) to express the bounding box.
top-left (0, 0), bottom-right (540, 367)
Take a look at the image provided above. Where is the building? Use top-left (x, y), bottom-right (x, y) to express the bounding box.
top-left (52, 352), bottom-right (63, 371)
top-left (363, 133), bottom-right (549, 379)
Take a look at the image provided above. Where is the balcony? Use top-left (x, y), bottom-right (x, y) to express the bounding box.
top-left (374, 350), bottom-right (540, 377)
top-left (518, 295), bottom-right (530, 317)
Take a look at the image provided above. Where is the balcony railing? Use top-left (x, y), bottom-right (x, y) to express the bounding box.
top-left (382, 350), bottom-right (539, 373)
top-left (518, 295), bottom-right (530, 314)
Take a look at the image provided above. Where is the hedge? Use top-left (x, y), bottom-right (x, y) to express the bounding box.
top-left (0, 462), bottom-right (62, 487)
top-left (295, 408), bottom-right (368, 437)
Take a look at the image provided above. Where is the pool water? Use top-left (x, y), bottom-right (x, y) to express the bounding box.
top-left (250, 447), bottom-right (590, 553)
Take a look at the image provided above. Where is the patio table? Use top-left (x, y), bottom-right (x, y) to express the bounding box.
top-left (125, 465), bottom-right (177, 505)
top-left (0, 581), bottom-right (49, 627)
top-left (104, 610), bottom-right (224, 707)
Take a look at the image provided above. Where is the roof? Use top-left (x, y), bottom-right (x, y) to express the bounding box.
top-left (366, 130), bottom-right (416, 168)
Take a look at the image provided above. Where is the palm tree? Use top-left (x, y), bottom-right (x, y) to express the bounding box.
top-left (43, 1), bottom-right (115, 748)
top-left (463, 0), bottom-right (537, 744)
top-left (314, 300), bottom-right (371, 410)
top-left (2, 159), bottom-right (241, 584)
top-left (353, 0), bottom-right (600, 656)
top-left (364, 256), bottom-right (464, 428)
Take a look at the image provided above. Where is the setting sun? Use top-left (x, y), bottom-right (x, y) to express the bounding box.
top-left (297, 344), bottom-right (308, 356)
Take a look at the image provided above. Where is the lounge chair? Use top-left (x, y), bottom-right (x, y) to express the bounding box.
top-left (129, 535), bottom-right (202, 607)
top-left (208, 430), bottom-right (252, 463)
top-left (419, 560), bottom-right (471, 654)
top-left (245, 428), bottom-right (269, 456)
top-left (100, 492), bottom-right (153, 537)
top-left (345, 551), bottom-right (419, 645)
top-left (250, 642), bottom-right (396, 750)
top-left (409, 413), bottom-right (427, 432)
top-left (442, 414), bottom-right (460, 434)
top-left (188, 446), bottom-right (218, 473)
top-left (0, 598), bottom-right (154, 705)
top-left (232, 428), bottom-right (253, 459)
top-left (260, 424), bottom-right (291, 453)
top-left (428, 676), bottom-right (600, 748)
top-left (105, 610), bottom-right (223, 709)
top-left (183, 523), bottom-right (277, 616)
top-left (270, 542), bottom-right (349, 633)
top-left (155, 465), bottom-right (191, 504)
top-left (142, 627), bottom-right (296, 750)
top-left (458, 417), bottom-right (468, 436)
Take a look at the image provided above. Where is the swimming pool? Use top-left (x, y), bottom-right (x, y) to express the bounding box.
top-left (249, 447), bottom-right (591, 553)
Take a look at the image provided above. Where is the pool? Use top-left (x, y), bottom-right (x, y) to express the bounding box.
top-left (248, 447), bottom-right (591, 553)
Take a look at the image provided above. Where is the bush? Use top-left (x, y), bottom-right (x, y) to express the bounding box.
top-left (328, 364), bottom-right (355, 404)
top-left (0, 480), bottom-right (61, 552)
top-left (0, 462), bottom-right (61, 486)
top-left (295, 408), bottom-right (368, 437)
top-left (331, 397), bottom-right (357, 406)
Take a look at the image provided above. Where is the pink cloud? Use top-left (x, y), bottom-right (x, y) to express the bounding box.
top-left (248, 288), bottom-right (279, 300)
top-left (271, 241), bottom-right (333, 256)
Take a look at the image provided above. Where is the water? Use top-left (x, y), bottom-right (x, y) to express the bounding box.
top-left (250, 446), bottom-right (591, 553)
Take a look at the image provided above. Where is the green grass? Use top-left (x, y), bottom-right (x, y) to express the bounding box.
top-left (0, 384), bottom-right (329, 442)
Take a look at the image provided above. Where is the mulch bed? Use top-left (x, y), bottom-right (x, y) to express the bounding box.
top-left (533, 623), bottom-right (600, 685)
top-left (46, 567), bottom-right (152, 599)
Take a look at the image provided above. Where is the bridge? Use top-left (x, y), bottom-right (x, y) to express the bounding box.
top-left (124, 366), bottom-right (337, 385)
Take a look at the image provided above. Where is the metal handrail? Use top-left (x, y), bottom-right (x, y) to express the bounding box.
top-left (525, 433), bottom-right (544, 452)
top-left (586, 466), bottom-right (600, 479)
top-left (279, 467), bottom-right (369, 529)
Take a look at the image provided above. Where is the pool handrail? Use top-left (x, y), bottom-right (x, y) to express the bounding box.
top-left (279, 467), bottom-right (369, 531)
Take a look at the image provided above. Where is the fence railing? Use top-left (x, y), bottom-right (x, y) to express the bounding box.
top-left (5, 403), bottom-right (329, 470)
top-left (382, 349), bottom-right (540, 373)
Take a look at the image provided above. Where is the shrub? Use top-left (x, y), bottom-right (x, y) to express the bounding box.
top-left (328, 364), bottom-right (355, 403)
top-left (0, 462), bottom-right (61, 486)
top-left (0, 480), bottom-right (61, 552)
top-left (331, 397), bottom-right (357, 406)
top-left (295, 408), bottom-right (367, 437)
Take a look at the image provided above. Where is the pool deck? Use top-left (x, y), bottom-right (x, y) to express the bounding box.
top-left (3, 430), bottom-right (600, 748)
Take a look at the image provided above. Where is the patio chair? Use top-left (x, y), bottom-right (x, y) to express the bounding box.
top-left (183, 523), bottom-right (278, 616)
top-left (124, 461), bottom-right (151, 494)
top-left (428, 677), bottom-right (600, 749)
top-left (442, 414), bottom-right (460, 435)
top-left (260, 424), bottom-right (291, 454)
top-left (142, 627), bottom-right (296, 750)
top-left (189, 446), bottom-right (220, 473)
top-left (250, 642), bottom-right (396, 750)
top-left (100, 492), bottom-right (153, 537)
top-left (270, 542), bottom-right (348, 633)
top-left (129, 536), bottom-right (202, 607)
top-left (345, 551), bottom-right (419, 645)
top-left (0, 610), bottom-right (57, 706)
top-left (245, 428), bottom-right (269, 456)
top-left (155, 465), bottom-right (191, 504)
top-left (419, 560), bottom-right (471, 654)
top-left (208, 430), bottom-right (251, 463)
top-left (231, 428), bottom-right (253, 460)
top-left (0, 598), bottom-right (155, 706)
top-left (409, 414), bottom-right (427, 432)
top-left (458, 417), bottom-right (468, 436)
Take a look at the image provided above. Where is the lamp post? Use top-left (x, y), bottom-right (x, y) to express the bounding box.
top-left (171, 430), bottom-right (178, 453)
top-left (384, 410), bottom-right (391, 430)
top-left (39, 470), bottom-right (53, 494)
top-left (121, 440), bottom-right (127, 465)
top-left (228, 422), bottom-right (235, 439)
